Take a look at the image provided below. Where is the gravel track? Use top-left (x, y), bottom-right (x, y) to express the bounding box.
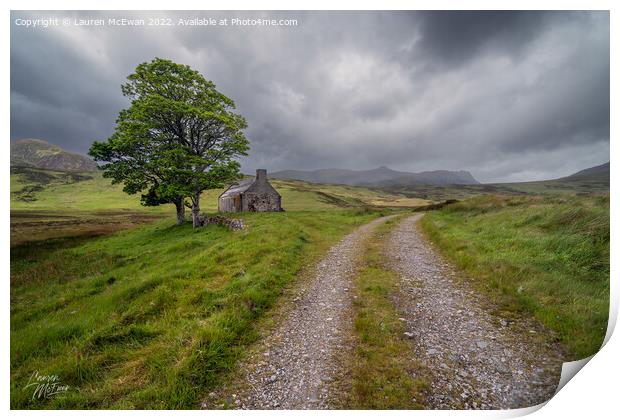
top-left (227, 216), bottom-right (393, 409)
top-left (387, 214), bottom-right (564, 409)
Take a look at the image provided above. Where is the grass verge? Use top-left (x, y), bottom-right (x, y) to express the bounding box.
top-left (420, 194), bottom-right (609, 359)
top-left (346, 216), bottom-right (429, 409)
top-left (10, 210), bottom-right (382, 409)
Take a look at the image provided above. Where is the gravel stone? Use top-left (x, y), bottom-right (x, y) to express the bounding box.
top-left (386, 214), bottom-right (564, 409)
top-left (231, 216), bottom-right (393, 409)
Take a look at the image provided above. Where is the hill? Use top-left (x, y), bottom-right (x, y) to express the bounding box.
top-left (10, 167), bottom-right (428, 213)
top-left (560, 161), bottom-right (609, 182)
top-left (372, 169), bottom-right (480, 187)
top-left (10, 138), bottom-right (97, 172)
top-left (10, 166), bottom-right (428, 245)
top-left (378, 162), bottom-right (610, 201)
top-left (271, 166), bottom-right (479, 186)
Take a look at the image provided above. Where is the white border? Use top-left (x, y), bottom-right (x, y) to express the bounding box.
top-left (3, 1), bottom-right (617, 419)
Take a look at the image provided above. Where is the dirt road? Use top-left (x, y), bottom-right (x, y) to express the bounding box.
top-left (207, 213), bottom-right (565, 410)
top-left (223, 216), bottom-right (393, 409)
top-left (386, 214), bottom-right (564, 409)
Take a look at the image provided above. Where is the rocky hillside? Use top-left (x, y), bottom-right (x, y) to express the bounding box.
top-left (10, 138), bottom-right (97, 172)
top-left (271, 166), bottom-right (479, 186)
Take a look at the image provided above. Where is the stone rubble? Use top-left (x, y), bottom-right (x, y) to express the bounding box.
top-left (197, 214), bottom-right (245, 230)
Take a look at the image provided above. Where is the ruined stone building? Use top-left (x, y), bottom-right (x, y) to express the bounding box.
top-left (218, 169), bottom-right (283, 212)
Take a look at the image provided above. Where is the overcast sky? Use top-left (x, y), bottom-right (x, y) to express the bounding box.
top-left (11, 10), bottom-right (609, 182)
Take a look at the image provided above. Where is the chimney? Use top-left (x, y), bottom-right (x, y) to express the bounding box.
top-left (256, 169), bottom-right (267, 182)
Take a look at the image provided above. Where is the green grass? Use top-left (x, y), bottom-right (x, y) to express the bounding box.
top-left (11, 167), bottom-right (428, 214)
top-left (271, 179), bottom-right (429, 210)
top-left (9, 166), bottom-right (420, 408)
top-left (385, 177), bottom-right (609, 202)
top-left (347, 217), bottom-right (429, 409)
top-left (11, 163), bottom-right (609, 408)
top-left (11, 168), bottom-right (172, 212)
top-left (10, 168), bottom-right (174, 245)
top-left (10, 210), bottom-right (382, 409)
top-left (10, 167), bottom-right (427, 246)
top-left (420, 194), bottom-right (610, 359)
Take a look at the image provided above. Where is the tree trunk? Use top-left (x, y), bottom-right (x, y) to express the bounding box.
top-left (192, 192), bottom-right (201, 228)
top-left (174, 197), bottom-right (185, 225)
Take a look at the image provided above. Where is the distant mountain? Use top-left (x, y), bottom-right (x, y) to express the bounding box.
top-left (10, 139), bottom-right (97, 172)
top-left (372, 170), bottom-right (480, 187)
top-left (561, 162), bottom-right (609, 181)
top-left (271, 166), bottom-right (479, 186)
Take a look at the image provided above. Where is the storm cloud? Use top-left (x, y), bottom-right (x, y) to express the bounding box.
top-left (10, 10), bottom-right (609, 182)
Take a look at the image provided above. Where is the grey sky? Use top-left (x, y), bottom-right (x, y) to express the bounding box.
top-left (10, 10), bottom-right (609, 182)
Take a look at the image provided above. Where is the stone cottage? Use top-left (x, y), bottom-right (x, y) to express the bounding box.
top-left (218, 169), bottom-right (283, 212)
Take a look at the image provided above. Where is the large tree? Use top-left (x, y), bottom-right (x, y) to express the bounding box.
top-left (89, 58), bottom-right (250, 227)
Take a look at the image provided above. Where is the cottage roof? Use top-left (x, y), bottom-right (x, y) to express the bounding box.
top-left (219, 177), bottom-right (254, 198)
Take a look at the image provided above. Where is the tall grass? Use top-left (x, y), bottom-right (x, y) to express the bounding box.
top-left (347, 217), bottom-right (429, 408)
top-left (10, 210), bottom-right (380, 408)
top-left (420, 194), bottom-right (609, 359)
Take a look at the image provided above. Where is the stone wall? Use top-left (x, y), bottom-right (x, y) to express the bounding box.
top-left (242, 192), bottom-right (282, 212)
top-left (196, 214), bottom-right (245, 230)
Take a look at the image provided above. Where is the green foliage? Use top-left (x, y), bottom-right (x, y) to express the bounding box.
top-left (89, 58), bottom-right (250, 223)
top-left (421, 194), bottom-right (610, 359)
top-left (10, 210), bottom-right (380, 408)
